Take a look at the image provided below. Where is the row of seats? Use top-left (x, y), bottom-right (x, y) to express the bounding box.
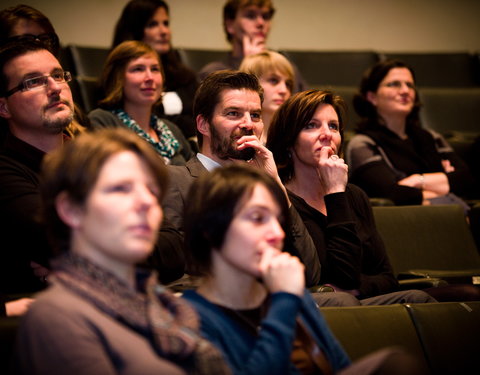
top-left (372, 204), bottom-right (480, 287)
top-left (2, 302), bottom-right (478, 374)
top-left (175, 48), bottom-right (480, 89)
top-left (60, 45), bottom-right (480, 137)
top-left (321, 301), bottom-right (480, 374)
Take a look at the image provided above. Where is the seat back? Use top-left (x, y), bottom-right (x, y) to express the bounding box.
top-left (74, 76), bottom-right (102, 114)
top-left (176, 48), bottom-right (229, 74)
top-left (418, 87), bottom-right (480, 138)
top-left (382, 52), bottom-right (479, 87)
top-left (66, 45), bottom-right (110, 77)
top-left (281, 50), bottom-right (380, 87)
top-left (405, 302), bottom-right (480, 374)
top-left (62, 45), bottom-right (109, 114)
top-left (372, 205), bottom-right (480, 282)
top-left (320, 304), bottom-right (430, 373)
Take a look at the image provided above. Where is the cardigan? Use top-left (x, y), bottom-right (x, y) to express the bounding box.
top-left (289, 184), bottom-right (399, 298)
top-left (183, 290), bottom-right (350, 375)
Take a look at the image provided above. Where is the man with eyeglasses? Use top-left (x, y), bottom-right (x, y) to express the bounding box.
top-left (198, 0), bottom-right (306, 93)
top-left (0, 39), bottom-right (74, 294)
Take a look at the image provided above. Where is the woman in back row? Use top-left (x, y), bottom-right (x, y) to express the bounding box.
top-left (346, 59), bottom-right (475, 208)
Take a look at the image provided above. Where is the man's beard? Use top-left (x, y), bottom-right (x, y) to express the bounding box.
top-left (42, 99), bottom-right (74, 134)
top-left (210, 124), bottom-right (256, 161)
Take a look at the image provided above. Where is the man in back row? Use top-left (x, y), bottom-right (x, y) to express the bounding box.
top-left (199, 0), bottom-right (306, 92)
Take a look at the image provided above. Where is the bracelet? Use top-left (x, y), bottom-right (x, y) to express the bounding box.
top-left (419, 174), bottom-right (425, 190)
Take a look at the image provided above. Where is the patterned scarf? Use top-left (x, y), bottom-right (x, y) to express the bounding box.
top-left (51, 253), bottom-right (231, 375)
top-left (112, 109), bottom-right (180, 164)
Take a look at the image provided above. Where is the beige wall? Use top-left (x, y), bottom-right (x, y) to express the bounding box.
top-left (2, 0), bottom-right (479, 52)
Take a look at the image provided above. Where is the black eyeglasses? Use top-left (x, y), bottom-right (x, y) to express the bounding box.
top-left (5, 71), bottom-right (72, 98)
top-left (6, 33), bottom-right (60, 55)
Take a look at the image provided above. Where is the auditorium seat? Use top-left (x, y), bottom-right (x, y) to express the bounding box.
top-left (62, 45), bottom-right (109, 113)
top-left (74, 76), bottom-right (103, 113)
top-left (382, 52), bottom-right (480, 87)
top-left (372, 204), bottom-right (480, 285)
top-left (321, 302), bottom-right (480, 374)
top-left (405, 302), bottom-right (480, 374)
top-left (419, 87), bottom-right (480, 138)
top-left (65, 45), bottom-right (110, 77)
top-left (280, 50), bottom-right (380, 87)
top-left (321, 304), bottom-right (430, 372)
top-left (176, 48), bottom-right (229, 74)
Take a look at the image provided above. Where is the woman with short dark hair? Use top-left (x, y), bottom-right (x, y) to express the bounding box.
top-left (182, 164), bottom-right (424, 375)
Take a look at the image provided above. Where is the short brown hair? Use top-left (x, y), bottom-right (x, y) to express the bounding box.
top-left (223, 0), bottom-right (275, 42)
top-left (266, 90), bottom-right (346, 182)
top-left (99, 40), bottom-right (164, 109)
top-left (41, 128), bottom-right (168, 254)
top-left (193, 70), bottom-right (263, 148)
top-left (184, 164), bottom-right (289, 275)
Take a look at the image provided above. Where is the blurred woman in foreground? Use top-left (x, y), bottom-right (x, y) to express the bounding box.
top-left (13, 128), bottom-right (229, 375)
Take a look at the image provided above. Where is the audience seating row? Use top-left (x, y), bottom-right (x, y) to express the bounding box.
top-left (176, 48), bottom-right (480, 88)
top-left (321, 301), bottom-right (480, 375)
top-left (61, 45), bottom-right (480, 90)
top-left (2, 302), bottom-right (478, 374)
top-left (372, 204), bottom-right (480, 287)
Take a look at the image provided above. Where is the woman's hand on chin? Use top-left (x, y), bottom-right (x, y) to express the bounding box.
top-left (316, 147), bottom-right (348, 194)
top-left (259, 249), bottom-right (305, 297)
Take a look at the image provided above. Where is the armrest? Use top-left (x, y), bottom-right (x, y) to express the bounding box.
top-left (398, 277), bottom-right (448, 289)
